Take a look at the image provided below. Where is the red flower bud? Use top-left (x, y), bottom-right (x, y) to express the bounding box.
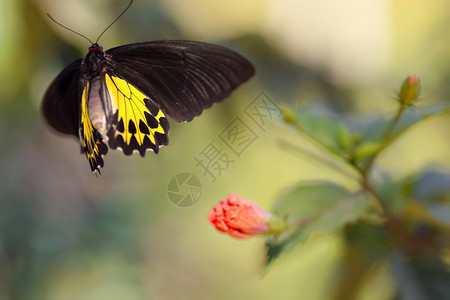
top-left (207, 194), bottom-right (271, 239)
top-left (399, 74), bottom-right (421, 105)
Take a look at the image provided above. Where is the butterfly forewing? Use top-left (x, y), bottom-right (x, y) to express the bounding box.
top-left (105, 41), bottom-right (255, 122)
top-left (105, 74), bottom-right (169, 156)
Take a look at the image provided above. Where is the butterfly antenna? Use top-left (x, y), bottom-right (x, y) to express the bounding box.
top-left (95, 0), bottom-right (134, 44)
top-left (46, 13), bottom-right (94, 44)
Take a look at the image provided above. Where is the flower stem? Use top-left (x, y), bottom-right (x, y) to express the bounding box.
top-left (355, 102), bottom-right (407, 217)
top-left (286, 217), bottom-right (309, 229)
top-left (363, 103), bottom-right (406, 174)
top-left (359, 172), bottom-right (391, 217)
top-left (383, 104), bottom-right (405, 142)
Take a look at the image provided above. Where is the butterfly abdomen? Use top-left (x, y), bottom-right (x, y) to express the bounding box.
top-left (87, 77), bottom-right (109, 134)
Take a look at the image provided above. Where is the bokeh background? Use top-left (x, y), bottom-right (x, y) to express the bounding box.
top-left (1, 0), bottom-right (449, 299)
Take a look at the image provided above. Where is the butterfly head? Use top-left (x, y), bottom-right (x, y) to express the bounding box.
top-left (89, 43), bottom-right (103, 52)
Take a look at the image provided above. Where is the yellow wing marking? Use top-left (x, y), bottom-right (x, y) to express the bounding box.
top-left (79, 82), bottom-right (107, 174)
top-left (105, 74), bottom-right (169, 156)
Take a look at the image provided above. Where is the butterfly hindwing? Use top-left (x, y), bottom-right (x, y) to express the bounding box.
top-left (105, 40), bottom-right (255, 122)
top-left (80, 81), bottom-right (108, 174)
top-left (104, 74), bottom-right (169, 156)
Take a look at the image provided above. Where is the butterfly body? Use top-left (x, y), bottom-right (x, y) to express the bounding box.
top-left (43, 40), bottom-right (254, 174)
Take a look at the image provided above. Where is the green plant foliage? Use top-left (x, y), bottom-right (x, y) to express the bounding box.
top-left (282, 109), bottom-right (352, 158)
top-left (351, 105), bottom-right (449, 170)
top-left (266, 182), bottom-right (369, 264)
top-left (265, 75), bottom-right (450, 299)
top-left (414, 170), bottom-right (450, 226)
top-left (392, 251), bottom-right (450, 299)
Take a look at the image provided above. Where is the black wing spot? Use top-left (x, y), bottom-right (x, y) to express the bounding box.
top-left (128, 136), bottom-right (142, 156)
top-left (117, 118), bottom-right (125, 133)
top-left (143, 136), bottom-right (159, 153)
top-left (108, 133), bottom-right (124, 150)
top-left (155, 132), bottom-right (168, 146)
top-left (128, 120), bottom-right (137, 134)
top-left (122, 136), bottom-right (137, 155)
top-left (145, 99), bottom-right (160, 116)
top-left (139, 119), bottom-right (150, 134)
top-left (144, 112), bottom-right (159, 129)
top-left (159, 117), bottom-right (170, 131)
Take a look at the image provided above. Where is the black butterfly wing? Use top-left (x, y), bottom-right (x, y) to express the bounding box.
top-left (105, 40), bottom-right (255, 122)
top-left (42, 59), bottom-right (83, 137)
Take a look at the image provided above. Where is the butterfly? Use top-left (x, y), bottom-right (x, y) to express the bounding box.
top-left (42, 1), bottom-right (254, 175)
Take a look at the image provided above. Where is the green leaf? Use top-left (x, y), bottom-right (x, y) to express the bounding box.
top-left (265, 181), bottom-right (370, 266)
top-left (306, 191), bottom-right (369, 234)
top-left (283, 107), bottom-right (352, 157)
top-left (375, 169), bottom-right (450, 225)
top-left (391, 251), bottom-right (450, 300)
top-left (265, 227), bottom-right (307, 266)
top-left (273, 181), bottom-right (349, 218)
top-left (359, 105), bottom-right (447, 144)
top-left (298, 110), bottom-right (352, 156)
top-left (414, 170), bottom-right (450, 226)
top-left (375, 171), bottom-right (412, 213)
top-left (350, 104), bottom-right (449, 169)
top-left (333, 222), bottom-right (392, 299)
top-left (352, 141), bottom-right (382, 160)
top-left (392, 105), bottom-right (448, 136)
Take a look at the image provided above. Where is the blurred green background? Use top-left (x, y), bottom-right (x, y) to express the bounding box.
top-left (1, 0), bottom-right (449, 299)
